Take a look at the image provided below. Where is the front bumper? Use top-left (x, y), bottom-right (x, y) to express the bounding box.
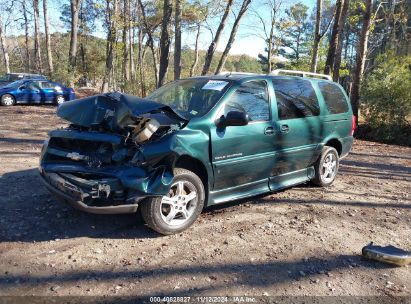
top-left (39, 171), bottom-right (139, 214)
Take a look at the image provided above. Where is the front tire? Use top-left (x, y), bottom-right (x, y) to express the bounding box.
top-left (141, 168), bottom-right (205, 235)
top-left (311, 146), bottom-right (339, 187)
top-left (1, 94), bottom-right (15, 106)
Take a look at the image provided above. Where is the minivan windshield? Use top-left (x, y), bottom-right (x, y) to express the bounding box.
top-left (146, 79), bottom-right (231, 119)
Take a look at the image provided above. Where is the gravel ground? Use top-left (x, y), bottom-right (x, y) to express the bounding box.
top-left (0, 105), bottom-right (410, 298)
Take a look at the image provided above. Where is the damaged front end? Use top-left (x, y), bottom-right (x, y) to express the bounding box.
top-left (39, 92), bottom-right (186, 214)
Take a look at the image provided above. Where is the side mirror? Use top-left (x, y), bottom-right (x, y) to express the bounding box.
top-left (19, 85), bottom-right (26, 90)
top-left (216, 111), bottom-right (249, 128)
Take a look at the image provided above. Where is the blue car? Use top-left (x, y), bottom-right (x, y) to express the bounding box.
top-left (0, 80), bottom-right (76, 106)
top-left (0, 73), bottom-right (47, 87)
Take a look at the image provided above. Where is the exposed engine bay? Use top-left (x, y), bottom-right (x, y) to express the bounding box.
top-left (39, 92), bottom-right (188, 212)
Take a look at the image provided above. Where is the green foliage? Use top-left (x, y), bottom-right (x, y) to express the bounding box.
top-left (278, 2), bottom-right (312, 64)
top-left (360, 53), bottom-right (411, 145)
top-left (361, 53), bottom-right (411, 127)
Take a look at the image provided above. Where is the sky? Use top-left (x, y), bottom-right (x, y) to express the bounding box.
top-left (4, 0), bottom-right (317, 58)
top-left (197, 0), bottom-right (316, 57)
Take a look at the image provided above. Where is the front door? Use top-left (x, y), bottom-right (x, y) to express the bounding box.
top-left (210, 80), bottom-right (276, 190)
top-left (15, 81), bottom-right (41, 103)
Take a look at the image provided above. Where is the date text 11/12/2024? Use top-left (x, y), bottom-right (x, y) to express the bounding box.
top-left (149, 296), bottom-right (257, 303)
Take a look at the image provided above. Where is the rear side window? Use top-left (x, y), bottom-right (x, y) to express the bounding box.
top-left (318, 82), bottom-right (349, 114)
top-left (272, 78), bottom-right (320, 120)
top-left (224, 80), bottom-right (270, 121)
top-left (40, 82), bottom-right (55, 89)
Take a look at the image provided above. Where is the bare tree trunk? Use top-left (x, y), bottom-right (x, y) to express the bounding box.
top-left (215, 0), bottom-right (251, 74)
top-left (158, 0), bottom-right (172, 87)
top-left (68, 0), bottom-right (83, 72)
top-left (80, 42), bottom-right (86, 73)
top-left (332, 0), bottom-right (350, 81)
top-left (296, 31), bottom-right (302, 64)
top-left (267, 11), bottom-right (276, 72)
top-left (137, 5), bottom-right (144, 95)
top-left (174, 0), bottom-right (182, 80)
top-left (141, 45), bottom-right (148, 96)
top-left (0, 21), bottom-right (10, 73)
top-left (23, 0), bottom-right (31, 71)
top-left (201, 0), bottom-right (233, 75)
top-left (43, 0), bottom-right (54, 75)
top-left (102, 0), bottom-right (118, 92)
top-left (324, 0), bottom-right (343, 75)
top-left (311, 0), bottom-right (322, 72)
top-left (129, 0), bottom-right (135, 81)
top-left (149, 39), bottom-right (159, 86)
top-left (189, 23), bottom-right (201, 77)
top-left (137, 0), bottom-right (158, 87)
top-left (33, 0), bottom-right (42, 73)
top-left (350, 0), bottom-right (372, 123)
top-left (122, 0), bottom-right (130, 85)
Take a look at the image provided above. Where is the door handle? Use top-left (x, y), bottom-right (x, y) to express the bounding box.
top-left (264, 126), bottom-right (275, 135)
top-left (280, 124), bottom-right (289, 133)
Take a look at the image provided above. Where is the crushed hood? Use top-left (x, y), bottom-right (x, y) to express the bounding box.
top-left (57, 92), bottom-right (186, 130)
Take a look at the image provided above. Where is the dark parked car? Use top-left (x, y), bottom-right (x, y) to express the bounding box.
top-left (0, 73), bottom-right (47, 87)
top-left (39, 70), bottom-right (355, 235)
top-left (0, 79), bottom-right (76, 106)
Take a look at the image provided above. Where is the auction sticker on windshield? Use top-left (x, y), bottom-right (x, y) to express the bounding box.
top-left (202, 80), bottom-right (228, 91)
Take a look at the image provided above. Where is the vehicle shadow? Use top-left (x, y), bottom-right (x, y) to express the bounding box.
top-left (0, 168), bottom-right (158, 243)
top-left (0, 137), bottom-right (45, 145)
top-left (1, 149), bottom-right (410, 243)
top-left (0, 253), bottom-right (393, 297)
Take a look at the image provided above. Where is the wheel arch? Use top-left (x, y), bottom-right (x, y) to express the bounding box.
top-left (324, 138), bottom-right (342, 156)
top-left (1, 93), bottom-right (16, 100)
top-left (174, 155), bottom-right (209, 202)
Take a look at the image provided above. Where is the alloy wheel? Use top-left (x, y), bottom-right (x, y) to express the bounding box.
top-left (321, 152), bottom-right (337, 183)
top-left (2, 96), bottom-right (14, 106)
top-left (160, 180), bottom-right (198, 226)
top-left (56, 96), bottom-right (65, 105)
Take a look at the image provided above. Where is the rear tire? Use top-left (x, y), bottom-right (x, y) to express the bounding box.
top-left (55, 95), bottom-right (65, 105)
top-left (311, 146), bottom-right (339, 187)
top-left (140, 168), bottom-right (205, 235)
top-left (1, 94), bottom-right (15, 106)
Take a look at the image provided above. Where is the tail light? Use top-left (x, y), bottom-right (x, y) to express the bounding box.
top-left (351, 115), bottom-right (356, 136)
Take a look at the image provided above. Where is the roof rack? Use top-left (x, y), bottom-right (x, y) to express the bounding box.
top-left (218, 71), bottom-right (260, 76)
top-left (270, 69), bottom-right (332, 81)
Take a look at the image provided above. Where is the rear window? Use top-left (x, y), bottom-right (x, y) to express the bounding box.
top-left (9, 74), bottom-right (23, 81)
top-left (318, 82), bottom-right (349, 114)
top-left (272, 78), bottom-right (320, 120)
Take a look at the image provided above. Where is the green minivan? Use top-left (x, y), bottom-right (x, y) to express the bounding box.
top-left (39, 70), bottom-right (355, 235)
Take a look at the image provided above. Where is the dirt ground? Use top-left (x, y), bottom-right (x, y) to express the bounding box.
top-left (0, 105), bottom-right (410, 299)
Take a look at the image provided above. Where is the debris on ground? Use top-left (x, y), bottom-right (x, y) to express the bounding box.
top-left (362, 242), bottom-right (411, 266)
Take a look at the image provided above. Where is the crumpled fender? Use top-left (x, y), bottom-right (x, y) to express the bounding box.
top-left (118, 165), bottom-right (173, 195)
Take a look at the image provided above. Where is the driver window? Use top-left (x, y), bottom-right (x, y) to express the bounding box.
top-left (223, 80), bottom-right (270, 121)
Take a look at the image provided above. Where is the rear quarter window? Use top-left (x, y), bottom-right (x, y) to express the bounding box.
top-left (318, 82), bottom-right (349, 114)
top-left (272, 78), bottom-right (320, 120)
top-left (40, 82), bottom-right (56, 89)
